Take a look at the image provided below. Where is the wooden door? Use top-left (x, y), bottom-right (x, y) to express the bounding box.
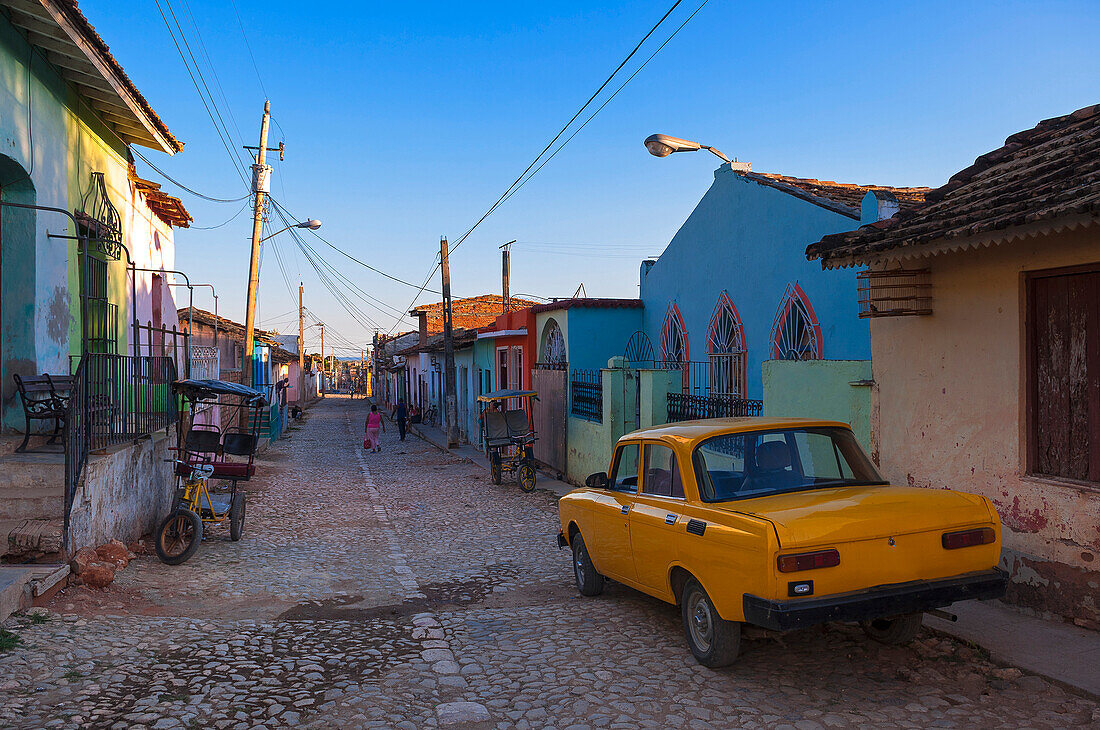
top-left (532, 367), bottom-right (567, 473)
top-left (1028, 267), bottom-right (1100, 483)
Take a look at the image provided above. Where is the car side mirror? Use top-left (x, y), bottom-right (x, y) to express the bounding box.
top-left (586, 472), bottom-right (608, 489)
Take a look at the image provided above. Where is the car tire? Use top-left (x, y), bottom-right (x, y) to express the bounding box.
top-left (860, 613), bottom-right (923, 645)
top-left (571, 533), bottom-right (605, 597)
top-left (681, 577), bottom-right (741, 667)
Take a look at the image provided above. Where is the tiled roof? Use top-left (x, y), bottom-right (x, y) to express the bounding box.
top-left (1, 0), bottom-right (182, 153)
top-left (397, 328), bottom-right (478, 355)
top-left (746, 172), bottom-right (930, 219)
top-left (177, 307), bottom-right (283, 348)
top-left (529, 298), bottom-right (643, 314)
top-left (806, 103), bottom-right (1100, 267)
top-left (130, 164), bottom-right (191, 228)
top-left (411, 295), bottom-right (539, 333)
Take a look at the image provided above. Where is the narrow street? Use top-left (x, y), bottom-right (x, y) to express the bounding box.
top-left (0, 396), bottom-right (1096, 729)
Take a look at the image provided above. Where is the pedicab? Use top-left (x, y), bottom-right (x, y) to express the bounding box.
top-left (154, 379), bottom-right (267, 565)
top-left (478, 389), bottom-right (538, 492)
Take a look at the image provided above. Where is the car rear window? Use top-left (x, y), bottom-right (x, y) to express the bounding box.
top-left (692, 427), bottom-right (885, 502)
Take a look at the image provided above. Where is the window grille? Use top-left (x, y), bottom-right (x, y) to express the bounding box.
top-left (659, 305), bottom-right (687, 369)
top-left (541, 319), bottom-right (567, 368)
top-left (771, 283), bottom-right (822, 361)
top-left (571, 369), bottom-right (602, 421)
top-left (706, 294), bottom-right (746, 398)
top-left (857, 268), bottom-right (932, 317)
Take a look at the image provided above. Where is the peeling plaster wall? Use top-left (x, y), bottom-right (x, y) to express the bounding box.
top-left (67, 427), bottom-right (177, 551)
top-left (0, 15), bottom-right (182, 429)
top-left (870, 226), bottom-right (1100, 626)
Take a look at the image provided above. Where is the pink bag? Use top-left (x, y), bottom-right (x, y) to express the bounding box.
top-left (363, 438), bottom-right (369, 449)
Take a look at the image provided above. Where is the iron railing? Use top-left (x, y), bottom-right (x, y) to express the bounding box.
top-left (667, 392), bottom-right (762, 422)
top-left (570, 369), bottom-right (603, 422)
top-left (64, 354), bottom-right (179, 545)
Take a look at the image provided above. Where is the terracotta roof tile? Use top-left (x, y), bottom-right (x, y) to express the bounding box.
top-left (130, 164), bottom-right (191, 228)
top-left (411, 294), bottom-right (539, 333)
top-left (746, 173), bottom-right (930, 218)
top-left (806, 103), bottom-right (1100, 265)
top-left (529, 298), bottom-right (643, 314)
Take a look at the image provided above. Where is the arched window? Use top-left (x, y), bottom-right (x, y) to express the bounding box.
top-left (770, 283), bottom-right (823, 360)
top-left (540, 318), bottom-right (566, 368)
top-left (659, 304), bottom-right (688, 368)
top-left (706, 292), bottom-right (747, 398)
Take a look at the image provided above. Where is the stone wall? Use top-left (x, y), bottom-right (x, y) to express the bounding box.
top-left (67, 427), bottom-right (177, 552)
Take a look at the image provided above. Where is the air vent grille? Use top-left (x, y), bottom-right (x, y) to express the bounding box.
top-left (686, 519), bottom-right (707, 536)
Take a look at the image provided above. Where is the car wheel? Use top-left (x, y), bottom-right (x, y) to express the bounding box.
top-left (571, 533), bottom-right (605, 597)
top-left (681, 577), bottom-right (741, 667)
top-left (860, 613), bottom-right (923, 645)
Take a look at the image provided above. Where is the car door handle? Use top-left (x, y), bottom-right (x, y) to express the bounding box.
top-left (620, 504), bottom-right (631, 514)
top-left (664, 513), bottom-right (677, 525)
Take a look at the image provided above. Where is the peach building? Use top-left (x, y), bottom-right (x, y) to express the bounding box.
top-left (807, 104), bottom-right (1100, 628)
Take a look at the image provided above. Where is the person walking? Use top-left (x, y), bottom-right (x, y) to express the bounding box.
top-left (365, 404), bottom-right (385, 452)
top-left (395, 400), bottom-right (408, 441)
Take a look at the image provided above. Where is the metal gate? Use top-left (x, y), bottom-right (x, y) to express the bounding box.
top-left (532, 367), bottom-right (567, 474)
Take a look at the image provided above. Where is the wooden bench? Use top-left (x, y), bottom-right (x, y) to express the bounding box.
top-left (12, 374), bottom-right (70, 453)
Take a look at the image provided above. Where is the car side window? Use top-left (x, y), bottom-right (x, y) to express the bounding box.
top-left (642, 443), bottom-right (684, 498)
top-left (609, 443), bottom-right (640, 492)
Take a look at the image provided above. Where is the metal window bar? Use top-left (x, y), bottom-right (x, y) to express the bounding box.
top-left (666, 392), bottom-right (762, 422)
top-left (570, 369), bottom-right (603, 422)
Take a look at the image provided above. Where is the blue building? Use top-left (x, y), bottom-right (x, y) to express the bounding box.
top-left (638, 163), bottom-right (928, 403)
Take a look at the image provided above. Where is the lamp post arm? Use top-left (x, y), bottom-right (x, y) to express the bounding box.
top-left (701, 146), bottom-right (731, 164)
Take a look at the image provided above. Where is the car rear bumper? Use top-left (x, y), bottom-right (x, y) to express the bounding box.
top-left (742, 568), bottom-right (1008, 631)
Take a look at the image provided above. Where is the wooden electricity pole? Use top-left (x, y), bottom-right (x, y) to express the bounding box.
top-left (298, 283), bottom-right (305, 373)
top-left (243, 101), bottom-right (272, 387)
top-left (441, 236), bottom-right (458, 447)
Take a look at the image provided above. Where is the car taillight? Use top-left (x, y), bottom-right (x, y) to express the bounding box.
top-left (777, 549), bottom-right (840, 573)
top-left (941, 527), bottom-right (995, 550)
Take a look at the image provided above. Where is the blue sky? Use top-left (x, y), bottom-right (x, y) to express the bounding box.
top-left (89, 1), bottom-right (1100, 354)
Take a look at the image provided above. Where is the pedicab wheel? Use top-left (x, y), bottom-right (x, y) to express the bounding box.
top-left (681, 577), bottom-right (741, 667)
top-left (860, 613), bottom-right (923, 645)
top-left (490, 453), bottom-right (502, 485)
top-left (229, 493), bottom-right (246, 542)
top-left (154, 509), bottom-right (203, 565)
top-left (518, 463), bottom-right (536, 492)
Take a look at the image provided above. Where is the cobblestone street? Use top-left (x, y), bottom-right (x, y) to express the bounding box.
top-left (1, 396), bottom-right (1097, 729)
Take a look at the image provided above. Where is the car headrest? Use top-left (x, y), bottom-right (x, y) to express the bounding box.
top-left (756, 440), bottom-right (791, 470)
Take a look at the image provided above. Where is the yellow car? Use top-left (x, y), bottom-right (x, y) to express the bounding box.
top-left (556, 418), bottom-right (1007, 667)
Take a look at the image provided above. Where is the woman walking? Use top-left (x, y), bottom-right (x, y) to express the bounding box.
top-left (365, 404), bottom-right (385, 452)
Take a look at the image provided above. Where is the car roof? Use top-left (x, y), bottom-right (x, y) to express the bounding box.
top-left (615, 417), bottom-right (853, 448)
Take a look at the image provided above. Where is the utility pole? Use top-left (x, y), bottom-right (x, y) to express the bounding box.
top-left (440, 236), bottom-right (458, 447)
top-left (319, 322), bottom-right (325, 395)
top-left (243, 100), bottom-right (273, 387)
top-left (298, 282), bottom-right (305, 373)
top-left (360, 349), bottom-right (365, 398)
top-left (500, 240), bottom-right (514, 314)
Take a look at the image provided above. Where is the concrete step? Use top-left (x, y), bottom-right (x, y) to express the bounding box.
top-left (0, 564), bottom-right (70, 623)
top-left (0, 453), bottom-right (65, 521)
top-left (0, 519), bottom-right (64, 558)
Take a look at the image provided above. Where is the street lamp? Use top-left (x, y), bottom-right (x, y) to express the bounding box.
top-left (644, 133), bottom-right (738, 166)
top-left (259, 219), bottom-right (322, 243)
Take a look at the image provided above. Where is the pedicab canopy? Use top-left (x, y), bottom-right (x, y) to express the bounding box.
top-left (172, 379), bottom-right (269, 405)
top-left (477, 389), bottom-right (538, 403)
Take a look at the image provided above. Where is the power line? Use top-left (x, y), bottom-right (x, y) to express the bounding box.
top-left (189, 201), bottom-right (250, 229)
top-left (152, 0), bottom-right (251, 186)
top-left (497, 0), bottom-right (710, 210)
top-left (446, 0), bottom-right (686, 257)
top-left (268, 196), bottom-right (441, 295)
top-left (130, 148), bottom-right (250, 203)
top-left (229, 0), bottom-right (268, 98)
